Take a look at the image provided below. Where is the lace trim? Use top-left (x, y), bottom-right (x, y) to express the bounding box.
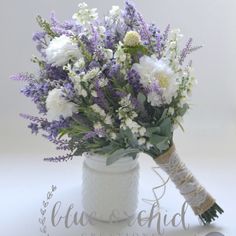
top-left (154, 146), bottom-right (215, 215)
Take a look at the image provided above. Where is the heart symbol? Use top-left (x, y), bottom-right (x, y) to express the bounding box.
top-left (42, 217), bottom-right (46, 225)
top-left (52, 185), bottom-right (57, 192)
top-left (39, 217), bottom-right (46, 225)
top-left (40, 226), bottom-right (47, 233)
top-left (47, 192), bottom-right (52, 200)
top-left (43, 201), bottom-right (49, 208)
top-left (40, 208), bottom-right (46, 216)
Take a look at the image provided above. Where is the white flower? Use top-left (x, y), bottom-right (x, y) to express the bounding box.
top-left (114, 42), bottom-right (127, 63)
top-left (146, 142), bottom-right (153, 150)
top-left (110, 132), bottom-right (117, 140)
top-left (103, 49), bottom-right (113, 60)
top-left (73, 80), bottom-right (87, 97)
top-left (125, 118), bottom-right (141, 134)
top-left (119, 94), bottom-right (132, 107)
top-left (133, 55), bottom-right (178, 106)
top-left (98, 26), bottom-right (106, 35)
top-left (170, 29), bottom-right (183, 41)
top-left (94, 122), bottom-right (103, 131)
top-left (91, 104), bottom-right (106, 117)
top-left (139, 127), bottom-right (146, 136)
top-left (98, 78), bottom-right (109, 87)
top-left (168, 107), bottom-right (175, 116)
top-left (91, 90), bottom-right (98, 97)
top-left (138, 138), bottom-right (146, 145)
top-left (109, 6), bottom-right (121, 17)
top-left (83, 68), bottom-right (100, 81)
top-left (104, 115), bottom-right (112, 125)
top-left (46, 88), bottom-right (77, 120)
top-left (124, 31), bottom-right (141, 47)
top-left (73, 2), bottom-right (98, 25)
top-left (74, 58), bottom-right (85, 70)
top-left (46, 35), bottom-right (82, 67)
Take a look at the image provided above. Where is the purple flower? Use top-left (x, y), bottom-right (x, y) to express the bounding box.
top-left (63, 82), bottom-right (75, 100)
top-left (93, 78), bottom-right (109, 111)
top-left (44, 153), bottom-right (74, 162)
top-left (104, 30), bottom-right (115, 49)
top-left (50, 12), bottom-right (75, 36)
top-left (32, 32), bottom-right (46, 42)
top-left (44, 117), bottom-right (71, 140)
top-left (127, 69), bottom-right (143, 93)
top-left (161, 24), bottom-right (170, 52)
top-left (21, 81), bottom-right (50, 113)
top-left (179, 38), bottom-right (193, 65)
top-left (28, 123), bottom-right (39, 134)
top-left (10, 73), bottom-right (34, 81)
top-left (83, 128), bottom-right (105, 140)
top-left (123, 1), bottom-right (140, 30)
top-left (45, 64), bottom-right (68, 81)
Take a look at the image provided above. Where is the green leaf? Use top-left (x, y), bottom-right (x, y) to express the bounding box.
top-left (124, 45), bottom-right (150, 56)
top-left (94, 143), bottom-right (119, 155)
top-left (120, 128), bottom-right (139, 148)
top-left (106, 148), bottom-right (139, 166)
top-left (36, 15), bottom-right (58, 38)
top-left (159, 118), bottom-right (172, 137)
top-left (146, 127), bottom-right (161, 137)
top-left (160, 109), bottom-right (168, 121)
top-left (178, 104), bottom-right (189, 116)
top-left (150, 135), bottom-right (170, 152)
top-left (150, 135), bottom-right (168, 145)
top-left (137, 93), bottom-right (146, 105)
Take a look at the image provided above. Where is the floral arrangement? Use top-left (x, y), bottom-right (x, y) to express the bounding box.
top-left (12, 1), bottom-right (223, 224)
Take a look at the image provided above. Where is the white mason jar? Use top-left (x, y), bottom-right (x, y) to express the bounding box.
top-left (82, 152), bottom-right (140, 222)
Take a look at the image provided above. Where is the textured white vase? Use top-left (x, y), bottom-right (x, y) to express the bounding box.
top-left (82, 153), bottom-right (140, 222)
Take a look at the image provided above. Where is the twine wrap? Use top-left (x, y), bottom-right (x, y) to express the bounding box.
top-left (154, 145), bottom-right (215, 216)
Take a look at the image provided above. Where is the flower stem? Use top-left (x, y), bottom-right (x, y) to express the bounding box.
top-left (200, 203), bottom-right (224, 225)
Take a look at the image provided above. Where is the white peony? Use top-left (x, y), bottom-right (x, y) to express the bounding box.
top-left (132, 55), bottom-right (178, 106)
top-left (46, 88), bottom-right (77, 120)
top-left (45, 35), bottom-right (82, 67)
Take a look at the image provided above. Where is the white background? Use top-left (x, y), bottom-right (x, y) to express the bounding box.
top-left (0, 0), bottom-right (235, 235)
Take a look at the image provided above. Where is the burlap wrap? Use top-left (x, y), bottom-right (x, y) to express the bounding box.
top-left (154, 145), bottom-right (215, 215)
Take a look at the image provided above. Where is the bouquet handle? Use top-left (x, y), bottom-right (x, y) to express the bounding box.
top-left (154, 145), bottom-right (223, 224)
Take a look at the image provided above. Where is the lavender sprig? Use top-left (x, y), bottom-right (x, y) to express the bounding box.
top-left (44, 153), bottom-right (74, 162)
top-left (10, 73), bottom-right (34, 81)
top-left (179, 38), bottom-right (193, 65)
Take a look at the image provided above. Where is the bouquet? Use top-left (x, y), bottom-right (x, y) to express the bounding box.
top-left (11, 1), bottom-right (223, 224)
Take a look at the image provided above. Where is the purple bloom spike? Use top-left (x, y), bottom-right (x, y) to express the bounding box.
top-left (20, 113), bottom-right (48, 123)
top-left (10, 73), bottom-right (34, 81)
top-left (137, 12), bottom-right (150, 43)
top-left (161, 24), bottom-right (170, 51)
top-left (93, 78), bottom-right (109, 111)
top-left (44, 153), bottom-right (74, 162)
top-left (127, 69), bottom-right (143, 93)
top-left (179, 38), bottom-right (193, 65)
top-left (124, 1), bottom-right (140, 30)
top-left (28, 123), bottom-right (39, 135)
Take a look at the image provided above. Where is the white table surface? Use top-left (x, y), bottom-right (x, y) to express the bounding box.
top-left (0, 129), bottom-right (235, 236)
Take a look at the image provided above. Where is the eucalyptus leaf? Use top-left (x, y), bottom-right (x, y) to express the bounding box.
top-left (137, 93), bottom-right (146, 105)
top-left (178, 104), bottom-right (189, 116)
top-left (146, 126), bottom-right (161, 137)
top-left (150, 134), bottom-right (168, 145)
top-left (106, 148), bottom-right (139, 166)
top-left (150, 134), bottom-right (170, 152)
top-left (159, 118), bottom-right (172, 137)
